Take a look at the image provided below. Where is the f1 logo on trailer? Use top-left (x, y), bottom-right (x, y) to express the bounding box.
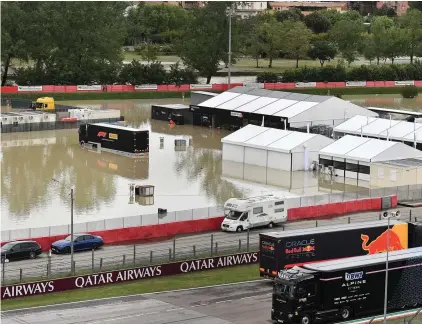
top-left (97, 132), bottom-right (107, 137)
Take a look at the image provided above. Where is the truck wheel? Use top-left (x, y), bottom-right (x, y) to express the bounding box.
top-left (236, 226), bottom-right (243, 232)
top-left (300, 314), bottom-right (312, 324)
top-left (340, 307), bottom-right (352, 320)
top-left (268, 222), bottom-right (274, 229)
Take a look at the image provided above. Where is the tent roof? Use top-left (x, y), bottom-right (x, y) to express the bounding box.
top-left (221, 124), bottom-right (330, 153)
top-left (198, 86), bottom-right (377, 121)
top-left (319, 135), bottom-right (422, 163)
top-left (334, 115), bottom-right (422, 143)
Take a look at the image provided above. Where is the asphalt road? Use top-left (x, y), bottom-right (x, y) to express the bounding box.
top-left (2, 207), bottom-right (420, 282)
top-left (1, 281), bottom-right (272, 324)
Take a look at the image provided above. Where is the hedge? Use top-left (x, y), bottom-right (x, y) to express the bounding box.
top-left (257, 64), bottom-right (422, 83)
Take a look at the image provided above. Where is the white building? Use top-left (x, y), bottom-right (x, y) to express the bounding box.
top-left (318, 135), bottom-right (422, 182)
top-left (222, 124), bottom-right (334, 171)
top-left (333, 115), bottom-right (422, 150)
top-left (235, 2), bottom-right (268, 18)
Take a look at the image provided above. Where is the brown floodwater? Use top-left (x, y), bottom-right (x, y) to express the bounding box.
top-left (1, 99), bottom-right (302, 230)
top-left (2, 96), bottom-right (419, 231)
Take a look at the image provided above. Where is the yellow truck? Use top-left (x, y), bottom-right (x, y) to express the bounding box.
top-left (32, 97), bottom-right (55, 112)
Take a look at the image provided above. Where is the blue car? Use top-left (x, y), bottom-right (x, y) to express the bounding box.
top-left (51, 233), bottom-right (104, 254)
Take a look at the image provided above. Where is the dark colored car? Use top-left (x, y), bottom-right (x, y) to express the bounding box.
top-left (51, 233), bottom-right (104, 254)
top-left (1, 241), bottom-right (42, 262)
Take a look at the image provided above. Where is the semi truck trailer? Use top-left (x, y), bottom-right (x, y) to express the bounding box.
top-left (79, 123), bottom-right (149, 157)
top-left (271, 247), bottom-right (422, 323)
top-left (260, 220), bottom-right (422, 278)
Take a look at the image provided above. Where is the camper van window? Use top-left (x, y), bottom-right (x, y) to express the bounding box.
top-left (253, 207), bottom-right (263, 214)
top-left (225, 211), bottom-right (243, 220)
top-left (275, 208), bottom-right (284, 213)
top-left (275, 201), bottom-right (284, 206)
top-left (240, 213), bottom-right (248, 221)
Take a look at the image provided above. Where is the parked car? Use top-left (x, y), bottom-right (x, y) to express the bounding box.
top-left (51, 233), bottom-right (104, 254)
top-left (1, 241), bottom-right (42, 262)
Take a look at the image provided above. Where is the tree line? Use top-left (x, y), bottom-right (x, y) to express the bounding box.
top-left (2, 1), bottom-right (422, 86)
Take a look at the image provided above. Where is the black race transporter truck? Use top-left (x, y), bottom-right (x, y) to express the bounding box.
top-left (79, 123), bottom-right (149, 157)
top-left (260, 220), bottom-right (422, 278)
top-left (271, 247), bottom-right (422, 323)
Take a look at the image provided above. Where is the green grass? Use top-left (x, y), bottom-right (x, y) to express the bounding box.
top-left (1, 264), bottom-right (259, 311)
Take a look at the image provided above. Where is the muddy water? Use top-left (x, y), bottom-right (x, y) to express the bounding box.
top-left (1, 99), bottom-right (303, 230)
top-left (344, 94), bottom-right (422, 111)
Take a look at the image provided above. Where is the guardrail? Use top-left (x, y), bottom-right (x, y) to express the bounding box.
top-left (5, 183), bottom-right (420, 242)
top-left (1, 80), bottom-right (422, 94)
top-left (2, 207), bottom-right (420, 286)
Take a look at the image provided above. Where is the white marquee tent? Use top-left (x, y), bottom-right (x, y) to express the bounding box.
top-left (222, 124), bottom-right (334, 171)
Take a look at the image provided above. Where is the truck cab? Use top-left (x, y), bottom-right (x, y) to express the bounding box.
top-left (221, 195), bottom-right (287, 232)
top-left (272, 267), bottom-right (319, 324)
top-left (34, 97), bottom-right (55, 112)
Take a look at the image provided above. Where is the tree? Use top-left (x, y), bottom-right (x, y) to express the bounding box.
top-left (305, 11), bottom-right (331, 34)
top-left (320, 9), bottom-right (343, 26)
top-left (409, 2), bottom-right (422, 11)
top-left (330, 19), bottom-right (364, 66)
top-left (138, 42), bottom-right (158, 63)
top-left (177, 2), bottom-right (234, 83)
top-left (359, 34), bottom-right (377, 64)
top-left (308, 40), bottom-right (337, 67)
top-left (274, 8), bottom-right (304, 22)
top-left (382, 27), bottom-right (407, 64)
top-left (400, 9), bottom-right (422, 63)
top-left (374, 4), bottom-right (397, 17)
top-left (255, 18), bottom-right (285, 68)
top-left (371, 16), bottom-right (394, 64)
top-left (283, 21), bottom-right (312, 68)
top-left (1, 2), bottom-right (29, 85)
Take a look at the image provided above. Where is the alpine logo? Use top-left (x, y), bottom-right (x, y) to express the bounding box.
top-left (97, 132), bottom-right (107, 137)
top-left (345, 271), bottom-right (364, 281)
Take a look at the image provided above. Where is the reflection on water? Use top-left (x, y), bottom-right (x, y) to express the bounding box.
top-left (344, 94), bottom-right (422, 111)
top-left (1, 99), bottom-right (302, 230)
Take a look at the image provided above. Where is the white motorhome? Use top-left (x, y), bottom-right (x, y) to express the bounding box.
top-left (221, 195), bottom-right (287, 232)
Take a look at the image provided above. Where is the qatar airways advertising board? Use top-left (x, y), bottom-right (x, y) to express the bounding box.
top-left (1, 252), bottom-right (259, 300)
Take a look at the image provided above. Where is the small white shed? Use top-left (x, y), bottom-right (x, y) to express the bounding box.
top-left (221, 124), bottom-right (334, 171)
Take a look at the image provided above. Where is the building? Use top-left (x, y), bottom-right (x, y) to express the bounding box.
top-left (318, 135), bottom-right (422, 182)
top-left (333, 115), bottom-right (422, 150)
top-left (222, 124), bottom-right (334, 171)
top-left (376, 1), bottom-right (409, 16)
top-left (270, 1), bottom-right (348, 14)
top-left (370, 159), bottom-right (422, 188)
top-left (191, 86), bottom-right (378, 130)
top-left (235, 2), bottom-right (268, 18)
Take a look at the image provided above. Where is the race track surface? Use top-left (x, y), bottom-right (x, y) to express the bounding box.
top-left (1, 281), bottom-right (273, 324)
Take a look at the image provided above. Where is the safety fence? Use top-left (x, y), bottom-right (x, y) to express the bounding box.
top-left (2, 208), bottom-right (420, 286)
top-left (1, 80), bottom-right (422, 94)
top-left (2, 184), bottom-right (415, 243)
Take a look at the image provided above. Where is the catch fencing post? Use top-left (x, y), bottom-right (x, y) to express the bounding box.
top-left (173, 237), bottom-right (176, 261)
top-left (409, 209), bottom-right (412, 222)
top-left (72, 261), bottom-right (76, 275)
top-left (100, 258), bottom-right (103, 271)
top-left (315, 220), bottom-right (318, 227)
top-left (92, 248), bottom-right (95, 272)
top-left (46, 263), bottom-right (49, 277)
top-left (19, 268), bottom-right (23, 283)
top-left (348, 217), bottom-right (351, 224)
top-left (215, 242), bottom-right (218, 255)
top-left (150, 251), bottom-right (153, 264)
top-left (211, 234), bottom-right (214, 257)
top-left (238, 239), bottom-right (242, 253)
top-left (123, 255), bottom-right (126, 267)
top-left (193, 245), bottom-right (196, 258)
top-left (1, 263), bottom-right (4, 285)
top-left (247, 229), bottom-right (250, 252)
top-left (169, 248), bottom-right (172, 261)
top-left (133, 245), bottom-right (136, 266)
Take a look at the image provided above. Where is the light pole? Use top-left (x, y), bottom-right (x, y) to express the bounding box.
top-left (52, 179), bottom-right (75, 274)
top-left (381, 210), bottom-right (400, 324)
top-left (227, 3), bottom-right (234, 89)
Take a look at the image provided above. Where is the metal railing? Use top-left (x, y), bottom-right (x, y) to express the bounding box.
top-left (2, 183), bottom-right (421, 242)
top-left (2, 208), bottom-right (420, 285)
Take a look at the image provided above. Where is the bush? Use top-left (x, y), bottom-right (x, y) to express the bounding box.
top-left (256, 72), bottom-right (280, 83)
top-left (259, 63), bottom-right (422, 83)
top-left (401, 85), bottom-right (419, 98)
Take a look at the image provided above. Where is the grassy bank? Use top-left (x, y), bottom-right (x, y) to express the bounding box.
top-left (4, 87), bottom-right (419, 101)
top-left (1, 264), bottom-right (259, 311)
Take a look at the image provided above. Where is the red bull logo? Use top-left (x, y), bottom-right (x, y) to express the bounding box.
top-left (97, 132), bottom-right (107, 137)
top-left (361, 225), bottom-right (406, 255)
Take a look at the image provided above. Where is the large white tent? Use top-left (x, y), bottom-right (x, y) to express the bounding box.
top-left (318, 135), bottom-right (422, 181)
top-left (333, 115), bottom-right (422, 147)
top-left (197, 87), bottom-right (378, 128)
top-left (222, 124), bottom-right (334, 171)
